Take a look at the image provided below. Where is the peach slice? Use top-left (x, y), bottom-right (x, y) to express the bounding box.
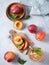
top-left (4, 51), bottom-right (15, 62)
top-left (23, 40), bottom-right (28, 50)
top-left (13, 35), bottom-right (23, 45)
top-left (13, 20), bottom-right (23, 30)
top-left (16, 43), bottom-right (25, 50)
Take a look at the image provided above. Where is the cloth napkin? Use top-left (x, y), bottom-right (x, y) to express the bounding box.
top-left (20, 0), bottom-right (49, 15)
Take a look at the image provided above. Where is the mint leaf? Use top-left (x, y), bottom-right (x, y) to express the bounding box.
top-left (35, 48), bottom-right (42, 56)
top-left (9, 14), bottom-right (18, 19)
top-left (23, 15), bottom-right (30, 20)
top-left (16, 44), bottom-right (21, 48)
top-left (32, 48), bottom-right (42, 56)
top-left (35, 48), bottom-right (41, 51)
top-left (18, 58), bottom-right (26, 64)
top-left (35, 51), bottom-right (42, 56)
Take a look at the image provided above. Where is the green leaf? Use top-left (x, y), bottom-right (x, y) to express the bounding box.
top-left (18, 58), bottom-right (26, 64)
top-left (35, 48), bottom-right (41, 51)
top-left (35, 51), bottom-right (42, 56)
top-left (16, 44), bottom-right (21, 48)
top-left (23, 15), bottom-right (30, 20)
top-left (9, 14), bottom-right (18, 19)
top-left (32, 48), bottom-right (42, 56)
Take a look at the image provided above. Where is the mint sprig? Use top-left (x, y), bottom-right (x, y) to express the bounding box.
top-left (18, 57), bottom-right (26, 64)
top-left (9, 14), bottom-right (18, 19)
top-left (32, 48), bottom-right (42, 56)
top-left (16, 44), bottom-right (21, 48)
top-left (23, 15), bottom-right (30, 20)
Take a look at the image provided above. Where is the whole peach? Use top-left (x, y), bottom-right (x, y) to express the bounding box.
top-left (28, 24), bottom-right (37, 33)
top-left (10, 4), bottom-right (21, 14)
top-left (4, 51), bottom-right (15, 62)
top-left (35, 31), bottom-right (46, 41)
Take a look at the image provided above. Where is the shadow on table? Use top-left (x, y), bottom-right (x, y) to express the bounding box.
top-left (40, 52), bottom-right (49, 65)
top-left (11, 54), bottom-right (19, 64)
top-left (37, 26), bottom-right (49, 43)
top-left (24, 5), bottom-right (32, 15)
top-left (38, 26), bottom-right (44, 32)
top-left (43, 33), bottom-right (49, 43)
top-left (22, 23), bottom-right (27, 30)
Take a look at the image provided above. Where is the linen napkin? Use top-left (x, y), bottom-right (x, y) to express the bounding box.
top-left (20, 0), bottom-right (49, 15)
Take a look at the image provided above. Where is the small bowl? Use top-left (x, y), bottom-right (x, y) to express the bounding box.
top-left (6, 2), bottom-right (26, 21)
top-left (28, 47), bottom-right (43, 62)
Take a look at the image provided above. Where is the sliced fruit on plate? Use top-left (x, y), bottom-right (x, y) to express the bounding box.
top-left (13, 20), bottom-right (23, 30)
top-left (9, 30), bottom-right (32, 53)
top-left (9, 30), bottom-right (32, 45)
top-left (15, 33), bottom-right (32, 44)
top-left (16, 43), bottom-right (25, 50)
top-left (28, 47), bottom-right (43, 61)
top-left (13, 35), bottom-right (23, 45)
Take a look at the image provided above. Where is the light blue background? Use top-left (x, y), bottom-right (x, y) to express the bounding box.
top-left (0, 0), bottom-right (49, 65)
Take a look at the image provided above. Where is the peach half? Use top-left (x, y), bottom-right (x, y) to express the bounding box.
top-left (13, 20), bottom-right (23, 30)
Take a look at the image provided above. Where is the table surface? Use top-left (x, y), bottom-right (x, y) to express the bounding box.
top-left (0, 0), bottom-right (49, 65)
